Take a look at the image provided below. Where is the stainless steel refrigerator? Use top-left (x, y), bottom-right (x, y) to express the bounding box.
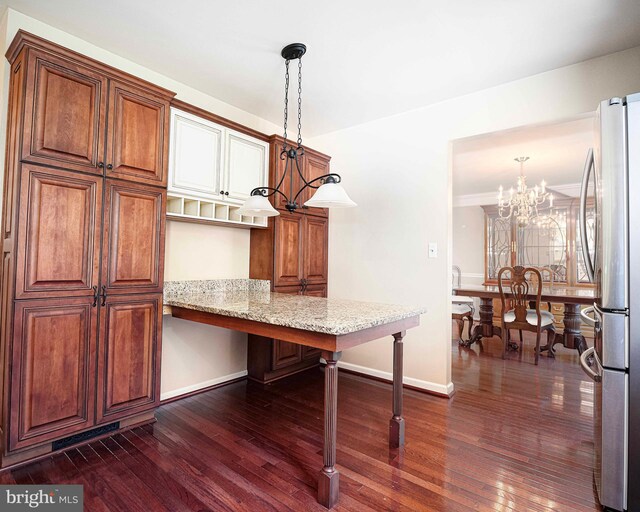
top-left (579, 94), bottom-right (640, 512)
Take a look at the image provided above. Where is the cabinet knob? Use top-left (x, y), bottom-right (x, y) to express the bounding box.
top-left (225, 191), bottom-right (229, 196)
top-left (106, 164), bottom-right (113, 170)
top-left (220, 190), bottom-right (224, 194)
top-left (98, 162), bottom-right (104, 168)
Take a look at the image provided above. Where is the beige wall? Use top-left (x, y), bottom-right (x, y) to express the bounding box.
top-left (308, 45), bottom-right (640, 394)
top-left (452, 206), bottom-right (485, 285)
top-left (0, 8), bottom-right (281, 400)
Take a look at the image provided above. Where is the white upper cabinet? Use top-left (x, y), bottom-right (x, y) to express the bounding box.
top-left (168, 108), bottom-right (269, 206)
top-left (222, 130), bottom-right (269, 203)
top-left (169, 109), bottom-right (223, 198)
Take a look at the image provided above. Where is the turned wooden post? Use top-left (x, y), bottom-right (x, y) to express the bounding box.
top-left (389, 331), bottom-right (406, 448)
top-left (318, 351), bottom-right (341, 508)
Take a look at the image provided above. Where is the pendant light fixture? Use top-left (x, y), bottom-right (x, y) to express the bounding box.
top-left (238, 43), bottom-right (356, 217)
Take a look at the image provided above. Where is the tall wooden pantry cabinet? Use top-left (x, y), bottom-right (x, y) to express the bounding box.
top-left (0, 31), bottom-right (174, 467)
top-left (248, 135), bottom-right (330, 383)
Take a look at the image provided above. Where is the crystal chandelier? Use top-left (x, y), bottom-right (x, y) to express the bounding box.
top-left (238, 43), bottom-right (356, 217)
top-left (497, 157), bottom-right (553, 227)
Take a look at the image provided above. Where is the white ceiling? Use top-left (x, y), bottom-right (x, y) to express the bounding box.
top-left (452, 115), bottom-right (595, 197)
top-left (2, 0), bottom-right (640, 136)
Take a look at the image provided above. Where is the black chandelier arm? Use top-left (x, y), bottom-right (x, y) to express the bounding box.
top-left (292, 173), bottom-right (342, 203)
top-left (250, 186), bottom-right (289, 202)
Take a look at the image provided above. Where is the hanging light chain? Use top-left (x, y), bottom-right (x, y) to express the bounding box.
top-left (283, 59), bottom-right (290, 145)
top-left (297, 57), bottom-right (303, 146)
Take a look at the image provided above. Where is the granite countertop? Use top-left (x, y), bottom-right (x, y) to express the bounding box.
top-left (163, 279), bottom-right (427, 336)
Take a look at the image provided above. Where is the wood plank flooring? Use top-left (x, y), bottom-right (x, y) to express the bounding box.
top-left (0, 334), bottom-right (601, 511)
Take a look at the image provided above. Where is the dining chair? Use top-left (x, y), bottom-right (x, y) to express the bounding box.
top-left (498, 266), bottom-right (556, 365)
top-left (452, 265), bottom-right (474, 344)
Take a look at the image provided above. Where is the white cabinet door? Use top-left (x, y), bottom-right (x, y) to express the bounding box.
top-left (222, 129), bottom-right (269, 203)
top-left (169, 109), bottom-right (223, 198)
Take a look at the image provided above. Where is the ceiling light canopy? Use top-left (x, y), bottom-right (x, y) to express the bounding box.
top-left (238, 43), bottom-right (356, 218)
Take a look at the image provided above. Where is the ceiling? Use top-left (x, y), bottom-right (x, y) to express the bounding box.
top-left (2, 0), bottom-right (640, 136)
top-left (452, 115), bottom-right (595, 197)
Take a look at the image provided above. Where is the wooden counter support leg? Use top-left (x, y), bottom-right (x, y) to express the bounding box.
top-left (389, 331), bottom-right (406, 449)
top-left (318, 350), bottom-right (341, 509)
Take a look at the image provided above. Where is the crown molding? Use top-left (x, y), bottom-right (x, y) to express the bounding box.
top-left (453, 182), bottom-right (582, 208)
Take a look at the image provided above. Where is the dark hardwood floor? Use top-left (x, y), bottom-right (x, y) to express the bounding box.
top-left (0, 333), bottom-right (600, 511)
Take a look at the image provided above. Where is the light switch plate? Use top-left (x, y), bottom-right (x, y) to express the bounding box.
top-left (428, 242), bottom-right (438, 258)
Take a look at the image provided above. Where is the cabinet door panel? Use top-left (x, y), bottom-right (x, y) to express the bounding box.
top-left (169, 109), bottom-right (223, 197)
top-left (97, 294), bottom-right (162, 422)
top-left (103, 181), bottom-right (165, 294)
top-left (303, 215), bottom-right (328, 284)
top-left (272, 340), bottom-right (302, 369)
top-left (15, 165), bottom-right (102, 299)
top-left (23, 50), bottom-right (107, 174)
top-left (303, 284), bottom-right (327, 297)
top-left (223, 130), bottom-right (268, 203)
top-left (274, 214), bottom-right (303, 287)
top-left (271, 140), bottom-right (302, 211)
top-left (302, 153), bottom-right (330, 217)
top-left (10, 297), bottom-right (97, 450)
top-left (106, 81), bottom-right (169, 186)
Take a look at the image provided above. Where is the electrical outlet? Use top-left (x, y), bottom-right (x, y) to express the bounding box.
top-left (428, 242), bottom-right (438, 258)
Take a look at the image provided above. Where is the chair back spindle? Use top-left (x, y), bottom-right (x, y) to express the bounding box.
top-left (498, 266), bottom-right (543, 327)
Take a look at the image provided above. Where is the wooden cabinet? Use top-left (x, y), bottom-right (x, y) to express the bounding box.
top-left (271, 138), bottom-right (301, 211)
top-left (21, 47), bottom-right (169, 186)
top-left (9, 297), bottom-right (97, 450)
top-left (303, 284), bottom-right (327, 297)
top-left (97, 294), bottom-right (162, 423)
top-left (22, 50), bottom-right (107, 175)
top-left (302, 153), bottom-right (330, 217)
top-left (274, 214), bottom-right (304, 287)
top-left (166, 107), bottom-right (269, 228)
top-left (15, 165), bottom-right (102, 299)
top-left (103, 181), bottom-right (165, 294)
top-left (248, 138), bottom-right (330, 384)
top-left (303, 216), bottom-right (329, 284)
top-left (272, 340), bottom-right (303, 369)
top-left (0, 31), bottom-right (174, 468)
top-left (273, 214), bottom-right (328, 288)
top-left (106, 81), bottom-right (170, 186)
top-left (268, 135), bottom-right (331, 216)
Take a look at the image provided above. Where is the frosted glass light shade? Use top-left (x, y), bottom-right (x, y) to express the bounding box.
top-left (237, 194), bottom-right (280, 217)
top-left (304, 182), bottom-right (357, 209)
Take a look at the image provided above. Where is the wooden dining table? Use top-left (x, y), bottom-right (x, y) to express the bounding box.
top-left (453, 285), bottom-right (595, 356)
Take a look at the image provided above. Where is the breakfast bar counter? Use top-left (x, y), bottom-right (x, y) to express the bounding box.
top-left (164, 280), bottom-right (426, 508)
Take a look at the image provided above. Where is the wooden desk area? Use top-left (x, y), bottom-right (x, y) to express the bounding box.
top-left (453, 285), bottom-right (595, 355)
top-left (164, 280), bottom-right (426, 508)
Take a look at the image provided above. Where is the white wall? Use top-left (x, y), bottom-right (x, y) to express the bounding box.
top-left (452, 206), bottom-right (485, 285)
top-left (3, 7), bottom-right (640, 399)
top-left (308, 45), bottom-right (640, 394)
top-left (0, 8), bottom-right (282, 400)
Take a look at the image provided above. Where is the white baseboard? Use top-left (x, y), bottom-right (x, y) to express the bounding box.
top-left (160, 370), bottom-right (248, 401)
top-left (337, 361), bottom-right (454, 397)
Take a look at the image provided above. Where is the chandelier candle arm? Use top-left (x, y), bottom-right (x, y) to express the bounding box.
top-left (496, 156), bottom-right (552, 227)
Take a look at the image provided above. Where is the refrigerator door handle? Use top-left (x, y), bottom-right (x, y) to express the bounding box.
top-left (580, 148), bottom-right (595, 283)
top-left (580, 305), bottom-right (596, 327)
top-left (580, 347), bottom-right (602, 382)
